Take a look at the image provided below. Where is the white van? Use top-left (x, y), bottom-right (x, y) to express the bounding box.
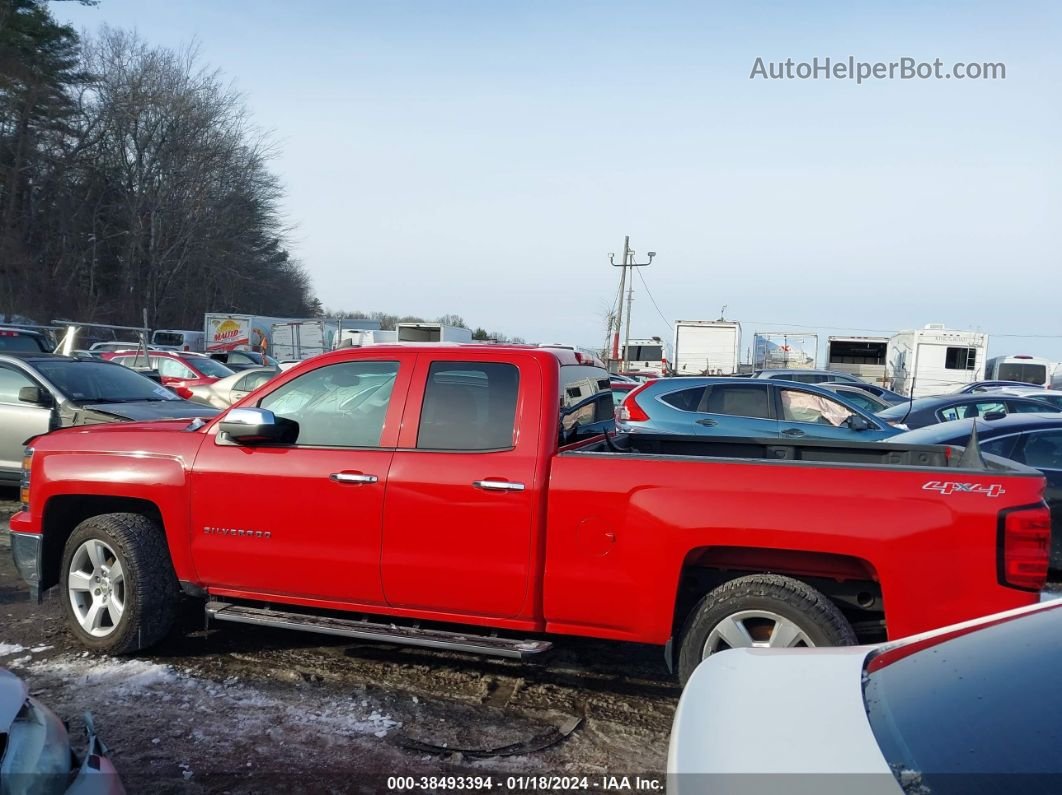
top-left (985, 354), bottom-right (1052, 388)
top-left (151, 329), bottom-right (205, 352)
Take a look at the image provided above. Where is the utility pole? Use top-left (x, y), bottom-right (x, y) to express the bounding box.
top-left (609, 236), bottom-right (656, 372)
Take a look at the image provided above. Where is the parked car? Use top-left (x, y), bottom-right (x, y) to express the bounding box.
top-left (0, 666), bottom-right (125, 792)
top-left (103, 350), bottom-right (235, 389)
top-left (10, 345), bottom-right (1049, 687)
top-left (0, 326), bottom-right (51, 353)
top-left (750, 368), bottom-right (864, 384)
top-left (889, 412), bottom-right (1062, 575)
top-left (617, 377), bottom-right (901, 441)
top-left (0, 352), bottom-right (218, 482)
top-left (609, 373), bottom-right (639, 384)
top-left (992, 387), bottom-right (1062, 410)
top-left (875, 393), bottom-right (1060, 430)
top-left (668, 601), bottom-right (1062, 795)
top-left (817, 383), bottom-right (892, 413)
top-left (182, 366), bottom-right (279, 408)
top-left (953, 379), bottom-right (1033, 394)
top-left (836, 380), bottom-right (908, 405)
top-left (208, 350), bottom-right (280, 371)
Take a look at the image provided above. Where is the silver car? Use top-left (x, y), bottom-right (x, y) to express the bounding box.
top-left (668, 600), bottom-right (1062, 795)
top-left (183, 366), bottom-right (279, 409)
top-left (0, 666), bottom-right (124, 792)
top-left (0, 353), bottom-right (218, 482)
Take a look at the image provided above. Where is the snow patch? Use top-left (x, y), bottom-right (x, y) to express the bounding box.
top-left (0, 643), bottom-right (26, 657)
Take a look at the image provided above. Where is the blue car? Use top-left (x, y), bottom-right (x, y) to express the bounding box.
top-left (617, 377), bottom-right (901, 441)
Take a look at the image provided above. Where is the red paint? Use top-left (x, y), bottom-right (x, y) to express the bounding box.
top-left (11, 345), bottom-right (1047, 655)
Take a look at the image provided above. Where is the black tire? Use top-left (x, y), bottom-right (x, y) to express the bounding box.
top-left (59, 512), bottom-right (179, 654)
top-left (676, 574), bottom-right (856, 686)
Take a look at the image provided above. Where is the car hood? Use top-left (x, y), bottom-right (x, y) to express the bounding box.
top-left (0, 667), bottom-right (28, 733)
top-left (668, 647), bottom-right (901, 794)
top-left (77, 401), bottom-right (219, 422)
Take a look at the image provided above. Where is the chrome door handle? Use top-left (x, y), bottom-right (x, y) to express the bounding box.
top-left (473, 480), bottom-right (525, 492)
top-left (781, 428), bottom-right (806, 438)
top-left (330, 472), bottom-right (379, 484)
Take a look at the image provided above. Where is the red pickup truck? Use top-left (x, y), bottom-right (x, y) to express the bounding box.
top-left (9, 345), bottom-right (1051, 683)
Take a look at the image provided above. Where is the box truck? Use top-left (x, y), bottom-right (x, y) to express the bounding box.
top-left (825, 336), bottom-right (889, 384)
top-left (204, 313), bottom-right (293, 354)
top-left (673, 320), bottom-right (741, 376)
top-left (271, 320), bottom-right (341, 361)
top-left (887, 324), bottom-right (988, 398)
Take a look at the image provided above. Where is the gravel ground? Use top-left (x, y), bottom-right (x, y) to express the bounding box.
top-left (0, 491), bottom-right (676, 793)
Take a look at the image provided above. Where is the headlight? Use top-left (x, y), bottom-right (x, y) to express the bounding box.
top-left (0, 697), bottom-right (73, 794)
top-left (19, 447), bottom-right (33, 510)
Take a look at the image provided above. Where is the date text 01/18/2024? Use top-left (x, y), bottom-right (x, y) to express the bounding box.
top-left (385, 775), bottom-right (664, 791)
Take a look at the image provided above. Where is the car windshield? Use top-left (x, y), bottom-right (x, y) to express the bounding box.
top-left (35, 360), bottom-right (182, 403)
top-left (188, 357), bottom-right (235, 378)
top-left (864, 606), bottom-right (1062, 793)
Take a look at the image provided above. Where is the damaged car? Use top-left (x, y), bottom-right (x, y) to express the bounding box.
top-left (0, 666), bottom-right (124, 793)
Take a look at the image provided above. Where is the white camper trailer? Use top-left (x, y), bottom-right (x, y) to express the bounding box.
top-left (673, 320), bottom-right (741, 376)
top-left (887, 324), bottom-right (988, 398)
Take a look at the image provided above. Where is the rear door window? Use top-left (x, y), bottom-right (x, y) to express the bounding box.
top-left (1018, 430), bottom-right (1062, 470)
top-left (699, 384), bottom-right (772, 419)
top-left (660, 386), bottom-right (707, 412)
top-left (417, 362), bottom-right (519, 451)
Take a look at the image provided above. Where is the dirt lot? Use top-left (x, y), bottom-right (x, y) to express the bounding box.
top-left (0, 492), bottom-right (676, 793)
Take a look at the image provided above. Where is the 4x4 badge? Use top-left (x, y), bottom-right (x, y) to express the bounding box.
top-left (922, 480), bottom-right (1006, 497)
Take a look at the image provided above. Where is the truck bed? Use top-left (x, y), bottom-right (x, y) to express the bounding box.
top-left (570, 432), bottom-right (1024, 471)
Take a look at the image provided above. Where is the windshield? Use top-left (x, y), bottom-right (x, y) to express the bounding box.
top-left (152, 332), bottom-right (184, 347)
top-left (190, 357), bottom-right (236, 378)
top-left (35, 360), bottom-right (182, 403)
top-left (865, 606), bottom-right (1062, 793)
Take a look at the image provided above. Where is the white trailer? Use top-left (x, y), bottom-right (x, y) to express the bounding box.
top-left (395, 322), bottom-right (472, 343)
top-left (887, 324), bottom-right (988, 398)
top-left (826, 336), bottom-right (889, 384)
top-left (753, 332), bottom-right (818, 370)
top-left (271, 320), bottom-right (340, 361)
top-left (985, 354), bottom-right (1053, 388)
top-left (673, 320), bottom-right (741, 376)
top-left (334, 328), bottom-right (399, 348)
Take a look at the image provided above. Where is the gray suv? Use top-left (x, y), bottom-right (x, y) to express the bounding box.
top-left (0, 352), bottom-right (219, 482)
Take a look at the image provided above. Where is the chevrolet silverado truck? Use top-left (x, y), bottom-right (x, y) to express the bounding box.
top-left (8, 345), bottom-right (1052, 684)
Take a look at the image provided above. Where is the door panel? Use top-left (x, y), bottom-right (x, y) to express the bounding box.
top-left (189, 356), bottom-right (414, 604)
top-left (0, 366), bottom-right (52, 474)
top-left (382, 357), bottom-right (538, 618)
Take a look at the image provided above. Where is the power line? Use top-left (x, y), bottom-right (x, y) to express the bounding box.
top-left (635, 268), bottom-right (674, 333)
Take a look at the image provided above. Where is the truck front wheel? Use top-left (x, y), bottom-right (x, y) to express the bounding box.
top-left (677, 574), bottom-right (857, 685)
top-left (59, 513), bottom-right (179, 654)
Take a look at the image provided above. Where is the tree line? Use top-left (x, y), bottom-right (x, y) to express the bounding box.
top-left (0, 0), bottom-right (315, 330)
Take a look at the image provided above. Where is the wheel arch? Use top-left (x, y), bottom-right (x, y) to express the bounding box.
top-left (671, 546), bottom-right (886, 646)
top-left (40, 496), bottom-right (165, 593)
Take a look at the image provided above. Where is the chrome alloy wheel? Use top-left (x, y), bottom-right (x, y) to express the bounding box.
top-left (703, 609), bottom-right (814, 657)
top-left (67, 539), bottom-right (126, 637)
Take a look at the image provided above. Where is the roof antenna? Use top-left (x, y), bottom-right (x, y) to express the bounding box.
top-left (957, 419), bottom-right (987, 470)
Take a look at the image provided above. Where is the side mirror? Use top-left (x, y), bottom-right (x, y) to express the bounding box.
top-left (847, 414), bottom-right (871, 431)
top-left (218, 407), bottom-right (298, 445)
top-left (18, 386), bottom-right (53, 407)
top-left (983, 411), bottom-right (1006, 421)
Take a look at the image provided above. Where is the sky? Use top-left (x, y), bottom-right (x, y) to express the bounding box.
top-left (53, 0), bottom-right (1062, 361)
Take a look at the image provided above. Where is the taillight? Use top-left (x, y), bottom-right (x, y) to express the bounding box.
top-left (175, 386), bottom-right (194, 399)
top-left (619, 383), bottom-right (653, 423)
top-left (999, 505), bottom-right (1051, 591)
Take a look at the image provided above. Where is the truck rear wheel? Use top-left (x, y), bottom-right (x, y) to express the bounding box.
top-left (60, 513), bottom-right (179, 654)
top-left (676, 574), bottom-right (857, 685)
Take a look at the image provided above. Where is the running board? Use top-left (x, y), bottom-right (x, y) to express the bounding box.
top-left (205, 601), bottom-right (552, 659)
